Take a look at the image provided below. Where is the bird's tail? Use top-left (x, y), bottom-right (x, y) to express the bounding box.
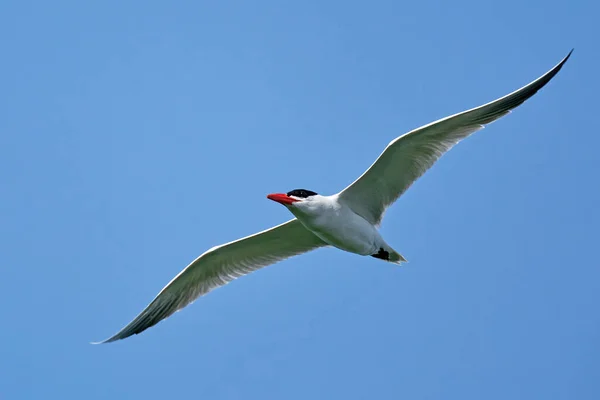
top-left (388, 248), bottom-right (407, 265)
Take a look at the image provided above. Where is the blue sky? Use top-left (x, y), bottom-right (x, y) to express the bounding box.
top-left (1, 0), bottom-right (598, 398)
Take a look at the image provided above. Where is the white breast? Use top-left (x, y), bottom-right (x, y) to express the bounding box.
top-left (290, 195), bottom-right (382, 256)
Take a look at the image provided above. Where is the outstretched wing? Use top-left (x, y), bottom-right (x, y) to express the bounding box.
top-left (96, 219), bottom-right (326, 343)
top-left (338, 50), bottom-right (572, 225)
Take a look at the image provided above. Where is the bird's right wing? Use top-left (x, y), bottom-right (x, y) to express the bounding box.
top-left (96, 218), bottom-right (326, 343)
top-left (338, 50), bottom-right (572, 225)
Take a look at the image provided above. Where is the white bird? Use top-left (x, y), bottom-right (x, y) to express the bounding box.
top-left (96, 50), bottom-right (571, 343)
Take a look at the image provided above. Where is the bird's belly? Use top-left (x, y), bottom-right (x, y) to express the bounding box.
top-left (302, 212), bottom-right (380, 256)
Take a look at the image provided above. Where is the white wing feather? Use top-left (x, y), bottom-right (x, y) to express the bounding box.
top-left (339, 50), bottom-right (572, 225)
top-left (96, 219), bottom-right (326, 343)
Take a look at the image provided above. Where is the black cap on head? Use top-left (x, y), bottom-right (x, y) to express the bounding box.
top-left (286, 189), bottom-right (318, 198)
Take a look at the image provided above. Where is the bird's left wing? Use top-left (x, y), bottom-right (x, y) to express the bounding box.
top-left (95, 218), bottom-right (326, 343)
top-left (338, 50), bottom-right (572, 225)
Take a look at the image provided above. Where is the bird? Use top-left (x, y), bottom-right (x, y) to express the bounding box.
top-left (95, 50), bottom-right (572, 343)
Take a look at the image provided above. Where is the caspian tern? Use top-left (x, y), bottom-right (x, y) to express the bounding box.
top-left (96, 50), bottom-right (571, 343)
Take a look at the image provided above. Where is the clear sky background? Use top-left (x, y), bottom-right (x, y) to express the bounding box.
top-left (1, 1), bottom-right (598, 399)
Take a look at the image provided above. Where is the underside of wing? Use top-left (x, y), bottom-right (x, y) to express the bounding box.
top-left (95, 219), bottom-right (326, 343)
top-left (339, 50), bottom-right (572, 225)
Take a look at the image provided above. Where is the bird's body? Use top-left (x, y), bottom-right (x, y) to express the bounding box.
top-left (286, 194), bottom-right (404, 261)
top-left (96, 50), bottom-right (572, 343)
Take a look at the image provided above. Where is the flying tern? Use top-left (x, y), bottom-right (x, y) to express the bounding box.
top-left (96, 50), bottom-right (571, 343)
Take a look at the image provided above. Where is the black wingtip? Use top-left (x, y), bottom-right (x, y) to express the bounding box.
top-left (545, 49), bottom-right (573, 82)
top-left (90, 330), bottom-right (134, 344)
top-left (550, 49), bottom-right (573, 75)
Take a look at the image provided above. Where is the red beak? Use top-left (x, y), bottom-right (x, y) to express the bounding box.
top-left (267, 193), bottom-right (299, 205)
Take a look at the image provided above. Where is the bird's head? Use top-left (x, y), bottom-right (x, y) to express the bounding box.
top-left (267, 189), bottom-right (319, 208)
